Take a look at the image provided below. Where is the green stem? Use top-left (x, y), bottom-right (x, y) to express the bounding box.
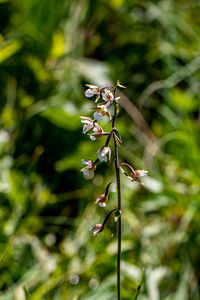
top-left (112, 97), bottom-right (122, 300)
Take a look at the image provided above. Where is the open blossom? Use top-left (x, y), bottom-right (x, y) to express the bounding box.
top-left (89, 123), bottom-right (104, 141)
top-left (85, 84), bottom-right (100, 102)
top-left (95, 194), bottom-right (108, 207)
top-left (90, 224), bottom-right (104, 236)
top-left (80, 160), bottom-right (96, 177)
top-left (97, 146), bottom-right (111, 162)
top-left (80, 116), bottom-right (105, 140)
top-left (80, 116), bottom-right (94, 134)
top-left (94, 103), bottom-right (112, 121)
top-left (102, 89), bottom-right (114, 102)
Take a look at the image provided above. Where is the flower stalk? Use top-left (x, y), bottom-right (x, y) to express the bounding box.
top-left (112, 91), bottom-right (122, 300)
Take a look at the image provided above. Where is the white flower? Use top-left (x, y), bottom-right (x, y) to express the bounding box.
top-left (135, 170), bottom-right (148, 177)
top-left (97, 146), bottom-right (111, 162)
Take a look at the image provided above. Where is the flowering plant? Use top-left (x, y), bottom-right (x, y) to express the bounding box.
top-left (80, 81), bottom-right (148, 299)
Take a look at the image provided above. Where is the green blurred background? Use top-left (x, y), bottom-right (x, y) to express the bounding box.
top-left (0, 0), bottom-right (200, 299)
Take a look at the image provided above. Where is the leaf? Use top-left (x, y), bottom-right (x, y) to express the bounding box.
top-left (0, 39), bottom-right (22, 64)
top-left (133, 268), bottom-right (144, 300)
top-left (23, 286), bottom-right (30, 300)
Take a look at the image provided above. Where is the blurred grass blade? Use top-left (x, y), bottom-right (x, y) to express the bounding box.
top-left (0, 235), bottom-right (16, 267)
top-left (0, 40), bottom-right (22, 64)
top-left (23, 286), bottom-right (30, 300)
top-left (133, 268), bottom-right (144, 300)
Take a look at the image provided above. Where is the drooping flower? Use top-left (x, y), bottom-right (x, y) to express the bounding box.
top-left (95, 182), bottom-right (116, 208)
top-left (85, 84), bottom-right (100, 102)
top-left (90, 224), bottom-right (104, 236)
top-left (119, 163), bottom-right (148, 183)
top-left (80, 160), bottom-right (96, 177)
top-left (97, 146), bottom-right (111, 162)
top-left (95, 194), bottom-right (108, 207)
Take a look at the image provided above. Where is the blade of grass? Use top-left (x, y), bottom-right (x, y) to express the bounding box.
top-left (133, 268), bottom-right (144, 300)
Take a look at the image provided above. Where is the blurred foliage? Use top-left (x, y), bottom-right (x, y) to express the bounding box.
top-left (0, 0), bottom-right (200, 299)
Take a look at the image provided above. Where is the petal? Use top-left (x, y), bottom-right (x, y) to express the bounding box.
top-left (94, 112), bottom-right (103, 121)
top-left (81, 159), bottom-right (89, 165)
top-left (110, 183), bottom-right (117, 193)
top-left (85, 89), bottom-right (95, 98)
top-left (85, 84), bottom-right (99, 89)
top-left (98, 155), bottom-right (107, 162)
top-left (82, 124), bottom-right (87, 134)
top-left (83, 170), bottom-right (90, 176)
top-left (90, 135), bottom-right (96, 141)
top-left (98, 203), bottom-right (106, 207)
top-left (102, 92), bottom-right (108, 102)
